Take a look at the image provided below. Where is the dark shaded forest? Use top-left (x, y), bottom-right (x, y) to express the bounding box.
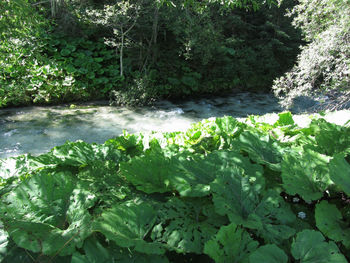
top-left (0, 0), bottom-right (348, 109)
top-left (0, 0), bottom-right (303, 107)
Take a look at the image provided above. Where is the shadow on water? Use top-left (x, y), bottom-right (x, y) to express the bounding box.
top-left (0, 92), bottom-right (282, 158)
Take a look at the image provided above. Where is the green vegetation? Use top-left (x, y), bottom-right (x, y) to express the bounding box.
top-left (273, 0), bottom-right (350, 110)
top-left (1, 112), bottom-right (350, 262)
top-left (0, 0), bottom-right (302, 107)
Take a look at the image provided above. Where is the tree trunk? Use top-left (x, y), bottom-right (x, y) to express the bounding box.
top-left (141, 6), bottom-right (159, 73)
top-left (120, 29), bottom-right (124, 77)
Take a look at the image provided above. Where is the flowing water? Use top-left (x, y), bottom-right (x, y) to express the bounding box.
top-left (3, 92), bottom-right (345, 159)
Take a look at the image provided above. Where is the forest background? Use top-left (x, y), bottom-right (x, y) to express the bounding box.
top-left (0, 0), bottom-right (349, 109)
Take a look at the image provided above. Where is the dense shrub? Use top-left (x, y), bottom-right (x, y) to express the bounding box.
top-left (0, 0), bottom-right (302, 107)
top-left (272, 0), bottom-right (350, 111)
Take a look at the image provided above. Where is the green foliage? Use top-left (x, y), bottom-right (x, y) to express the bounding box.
top-left (249, 244), bottom-right (288, 263)
top-left (0, 29), bottom-right (121, 106)
top-left (315, 201), bottom-right (350, 249)
top-left (329, 153), bottom-right (350, 195)
top-left (204, 223), bottom-right (259, 263)
top-left (0, 0), bottom-right (302, 107)
top-left (152, 198), bottom-right (226, 254)
top-left (281, 149), bottom-right (331, 202)
top-left (291, 230), bottom-right (347, 262)
top-left (1, 171), bottom-right (95, 256)
top-left (93, 201), bottom-right (165, 255)
top-left (1, 112), bottom-right (350, 262)
top-left (273, 0), bottom-right (350, 111)
top-left (145, 0), bottom-right (302, 99)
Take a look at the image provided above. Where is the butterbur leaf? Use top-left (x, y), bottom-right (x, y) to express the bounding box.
top-left (151, 198), bottom-right (226, 254)
top-left (315, 201), bottom-right (350, 249)
top-left (214, 116), bottom-right (243, 135)
top-left (93, 201), bottom-right (165, 255)
top-left (172, 150), bottom-right (263, 197)
top-left (249, 244), bottom-right (288, 263)
top-left (235, 131), bottom-right (283, 170)
top-left (105, 133), bottom-right (144, 157)
top-left (210, 166), bottom-right (265, 225)
top-left (0, 171), bottom-right (96, 256)
top-left (281, 149), bottom-right (331, 201)
top-left (71, 236), bottom-right (111, 263)
top-left (206, 150), bottom-right (264, 178)
top-left (121, 143), bottom-right (219, 197)
top-left (77, 161), bottom-right (131, 207)
top-left (169, 154), bottom-right (227, 197)
top-left (0, 236), bottom-right (70, 263)
top-left (0, 141), bottom-right (121, 179)
top-left (312, 119), bottom-right (350, 156)
top-left (0, 154), bottom-right (59, 182)
top-left (169, 153), bottom-right (220, 197)
top-left (204, 223), bottom-right (258, 263)
top-left (249, 190), bottom-right (296, 244)
top-left (214, 116), bottom-right (244, 147)
top-left (52, 141), bottom-right (121, 166)
top-left (211, 167), bottom-right (295, 244)
top-left (119, 149), bottom-right (175, 194)
top-left (71, 237), bottom-right (170, 263)
top-left (274, 112), bottom-right (294, 127)
top-left (291, 230), bottom-right (347, 262)
top-left (329, 153), bottom-right (350, 195)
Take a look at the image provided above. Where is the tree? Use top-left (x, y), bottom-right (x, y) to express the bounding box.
top-left (272, 0), bottom-right (350, 111)
top-left (85, 1), bottom-right (141, 77)
top-left (158, 0), bottom-right (279, 10)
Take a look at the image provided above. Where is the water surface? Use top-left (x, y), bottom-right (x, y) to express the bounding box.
top-left (1, 92), bottom-right (282, 158)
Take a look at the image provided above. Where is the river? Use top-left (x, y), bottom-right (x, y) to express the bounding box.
top-left (0, 93), bottom-right (284, 158)
top-left (1, 92), bottom-right (348, 159)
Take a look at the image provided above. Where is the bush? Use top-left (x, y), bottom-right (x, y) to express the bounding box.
top-left (272, 0), bottom-right (350, 111)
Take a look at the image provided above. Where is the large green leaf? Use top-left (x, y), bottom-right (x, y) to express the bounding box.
top-left (249, 244), bottom-right (288, 263)
top-left (0, 241), bottom-right (37, 263)
top-left (167, 154), bottom-right (218, 197)
top-left (214, 116), bottom-right (245, 147)
top-left (77, 161), bottom-right (132, 209)
top-left (311, 119), bottom-right (350, 156)
top-left (93, 201), bottom-right (165, 255)
top-left (120, 148), bottom-right (255, 197)
top-left (171, 149), bottom-right (263, 197)
top-left (281, 149), bottom-right (331, 201)
top-left (249, 190), bottom-right (296, 244)
top-left (0, 154), bottom-right (61, 190)
top-left (0, 140), bottom-right (121, 191)
top-left (234, 131), bottom-right (283, 170)
top-left (104, 133), bottom-right (144, 158)
top-left (51, 141), bottom-right (121, 166)
top-left (274, 111), bottom-right (294, 127)
top-left (210, 166), bottom-right (264, 225)
top-left (71, 236), bottom-right (170, 263)
top-left (179, 116), bottom-right (244, 153)
top-left (0, 230), bottom-right (71, 263)
top-left (119, 149), bottom-right (175, 194)
top-left (291, 230), bottom-right (347, 262)
top-left (71, 237), bottom-right (111, 263)
top-left (151, 198), bottom-right (226, 254)
top-left (170, 151), bottom-right (256, 197)
top-left (205, 150), bottom-right (264, 178)
top-left (329, 153), bottom-right (350, 195)
top-left (0, 171), bottom-right (96, 256)
top-left (315, 201), bottom-right (350, 249)
top-left (204, 223), bottom-right (258, 263)
top-left (210, 167), bottom-right (295, 243)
